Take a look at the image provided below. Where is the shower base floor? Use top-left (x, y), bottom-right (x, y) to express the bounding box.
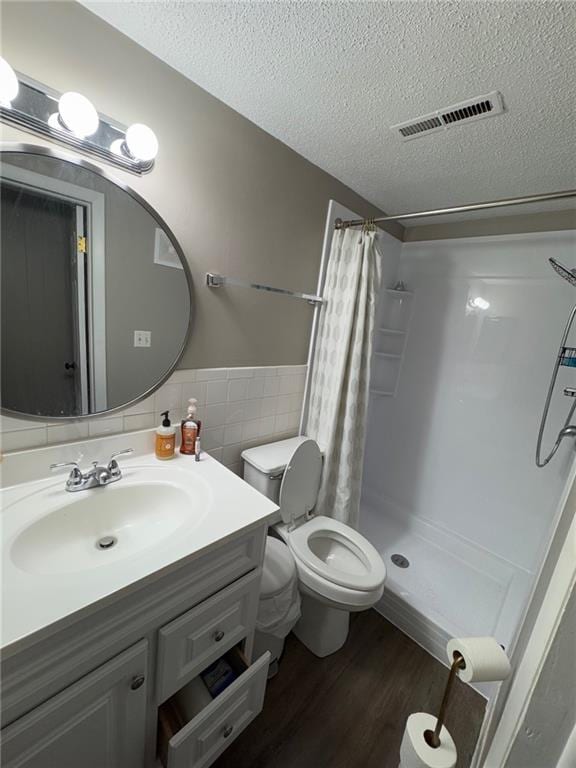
top-left (360, 505), bottom-right (533, 692)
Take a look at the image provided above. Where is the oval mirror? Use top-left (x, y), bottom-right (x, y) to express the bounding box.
top-left (1, 145), bottom-right (193, 420)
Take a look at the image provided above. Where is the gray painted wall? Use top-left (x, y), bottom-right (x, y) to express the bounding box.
top-left (505, 585), bottom-right (576, 768)
top-left (102, 182), bottom-right (190, 406)
top-left (0, 1), bottom-right (401, 371)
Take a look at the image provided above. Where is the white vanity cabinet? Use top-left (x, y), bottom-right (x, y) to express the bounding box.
top-left (1, 641), bottom-right (149, 768)
top-left (0, 524), bottom-right (269, 768)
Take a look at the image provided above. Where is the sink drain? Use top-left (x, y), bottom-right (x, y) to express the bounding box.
top-left (391, 553), bottom-right (410, 568)
top-left (96, 535), bottom-right (117, 550)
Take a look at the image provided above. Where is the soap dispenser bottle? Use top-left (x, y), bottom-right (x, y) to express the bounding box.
top-left (155, 410), bottom-right (176, 460)
top-left (180, 398), bottom-right (201, 456)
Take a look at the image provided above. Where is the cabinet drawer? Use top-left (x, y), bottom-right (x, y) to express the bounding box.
top-left (159, 649), bottom-right (270, 768)
top-left (156, 570), bottom-right (260, 703)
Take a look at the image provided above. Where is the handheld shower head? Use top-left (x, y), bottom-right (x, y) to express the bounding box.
top-left (549, 258), bottom-right (576, 287)
top-left (559, 425), bottom-right (576, 440)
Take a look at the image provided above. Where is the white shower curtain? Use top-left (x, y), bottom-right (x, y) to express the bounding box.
top-left (306, 227), bottom-right (382, 528)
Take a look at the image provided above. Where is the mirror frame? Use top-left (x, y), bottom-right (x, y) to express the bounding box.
top-left (0, 142), bottom-right (194, 422)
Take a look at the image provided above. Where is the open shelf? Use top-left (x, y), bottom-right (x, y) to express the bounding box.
top-left (371, 286), bottom-right (414, 398)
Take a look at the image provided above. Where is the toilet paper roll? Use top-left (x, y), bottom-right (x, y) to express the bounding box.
top-left (399, 713), bottom-right (457, 768)
top-left (447, 636), bottom-right (511, 683)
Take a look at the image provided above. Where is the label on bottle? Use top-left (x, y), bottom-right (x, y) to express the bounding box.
top-left (181, 425), bottom-right (198, 454)
top-left (156, 433), bottom-right (175, 459)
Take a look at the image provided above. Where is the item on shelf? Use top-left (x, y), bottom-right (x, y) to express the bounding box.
top-left (200, 657), bottom-right (239, 697)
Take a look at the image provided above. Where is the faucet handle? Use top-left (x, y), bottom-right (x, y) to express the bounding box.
top-left (50, 461), bottom-right (83, 488)
top-left (50, 460), bottom-right (81, 473)
top-left (107, 448), bottom-right (134, 477)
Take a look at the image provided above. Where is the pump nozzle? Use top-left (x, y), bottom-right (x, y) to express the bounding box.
top-left (161, 410), bottom-right (171, 427)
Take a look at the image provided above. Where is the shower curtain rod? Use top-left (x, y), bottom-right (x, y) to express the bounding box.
top-left (334, 188), bottom-right (576, 229)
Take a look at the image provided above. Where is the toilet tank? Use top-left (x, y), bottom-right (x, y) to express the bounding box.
top-left (242, 436), bottom-right (310, 503)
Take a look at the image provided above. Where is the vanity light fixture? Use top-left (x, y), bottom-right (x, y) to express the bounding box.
top-left (0, 57), bottom-right (19, 107)
top-left (0, 62), bottom-right (157, 174)
top-left (49, 91), bottom-right (99, 138)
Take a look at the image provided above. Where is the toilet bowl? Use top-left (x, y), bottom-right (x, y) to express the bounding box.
top-left (242, 437), bottom-right (386, 657)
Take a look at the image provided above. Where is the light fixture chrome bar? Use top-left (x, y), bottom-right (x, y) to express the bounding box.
top-left (335, 189), bottom-right (576, 229)
top-left (0, 71), bottom-right (153, 175)
top-left (206, 273), bottom-right (323, 305)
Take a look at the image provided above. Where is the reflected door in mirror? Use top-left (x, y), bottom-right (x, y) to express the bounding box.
top-left (1, 184), bottom-right (89, 416)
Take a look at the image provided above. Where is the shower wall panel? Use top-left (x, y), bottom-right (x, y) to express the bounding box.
top-left (362, 230), bottom-right (576, 577)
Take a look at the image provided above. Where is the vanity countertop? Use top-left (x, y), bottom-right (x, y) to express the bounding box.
top-left (1, 451), bottom-right (278, 652)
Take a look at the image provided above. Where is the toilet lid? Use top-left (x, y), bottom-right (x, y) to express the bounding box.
top-left (261, 537), bottom-right (297, 597)
top-left (278, 439), bottom-right (322, 526)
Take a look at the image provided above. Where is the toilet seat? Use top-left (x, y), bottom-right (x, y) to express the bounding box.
top-left (272, 439), bottom-right (386, 597)
top-left (286, 516), bottom-right (386, 592)
top-left (294, 552), bottom-right (384, 610)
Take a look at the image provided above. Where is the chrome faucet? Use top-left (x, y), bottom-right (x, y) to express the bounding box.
top-left (50, 449), bottom-right (134, 492)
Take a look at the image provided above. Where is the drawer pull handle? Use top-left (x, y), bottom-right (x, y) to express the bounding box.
top-left (222, 724), bottom-right (234, 739)
top-left (130, 674), bottom-right (145, 690)
top-left (213, 630), bottom-right (225, 642)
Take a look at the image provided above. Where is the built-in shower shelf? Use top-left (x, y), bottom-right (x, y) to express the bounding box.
top-left (560, 347), bottom-right (576, 367)
top-left (372, 288), bottom-right (415, 399)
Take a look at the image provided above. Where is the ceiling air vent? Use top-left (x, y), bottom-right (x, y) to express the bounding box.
top-left (392, 91), bottom-right (505, 141)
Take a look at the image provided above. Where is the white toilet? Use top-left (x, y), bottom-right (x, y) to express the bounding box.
top-left (242, 436), bottom-right (386, 657)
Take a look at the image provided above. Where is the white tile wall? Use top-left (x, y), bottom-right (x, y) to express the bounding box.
top-left (0, 365), bottom-right (307, 475)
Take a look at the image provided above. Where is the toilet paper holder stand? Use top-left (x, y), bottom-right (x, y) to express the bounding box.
top-left (424, 652), bottom-right (466, 750)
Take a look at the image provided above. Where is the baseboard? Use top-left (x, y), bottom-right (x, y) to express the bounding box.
top-left (375, 588), bottom-right (450, 665)
top-left (374, 589), bottom-right (493, 699)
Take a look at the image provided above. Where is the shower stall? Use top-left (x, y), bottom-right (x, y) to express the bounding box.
top-left (359, 227), bottom-right (576, 681)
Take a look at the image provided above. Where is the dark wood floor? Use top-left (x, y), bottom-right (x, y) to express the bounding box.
top-left (214, 610), bottom-right (485, 768)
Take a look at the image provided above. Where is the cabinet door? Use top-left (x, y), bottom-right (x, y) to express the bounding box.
top-left (1, 640), bottom-right (148, 768)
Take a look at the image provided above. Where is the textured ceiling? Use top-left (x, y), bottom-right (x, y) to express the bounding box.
top-left (82, 1), bottom-right (576, 217)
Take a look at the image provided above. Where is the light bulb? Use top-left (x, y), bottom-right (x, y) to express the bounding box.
top-left (57, 92), bottom-right (99, 138)
top-left (470, 296), bottom-right (490, 311)
top-left (125, 123), bottom-right (158, 162)
top-left (110, 138), bottom-right (125, 157)
top-left (0, 57), bottom-right (19, 107)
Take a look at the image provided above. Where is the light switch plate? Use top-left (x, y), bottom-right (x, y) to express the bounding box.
top-left (134, 330), bottom-right (151, 348)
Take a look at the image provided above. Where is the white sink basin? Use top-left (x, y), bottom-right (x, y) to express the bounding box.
top-left (11, 481), bottom-right (199, 575)
top-left (1, 452), bottom-right (278, 651)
